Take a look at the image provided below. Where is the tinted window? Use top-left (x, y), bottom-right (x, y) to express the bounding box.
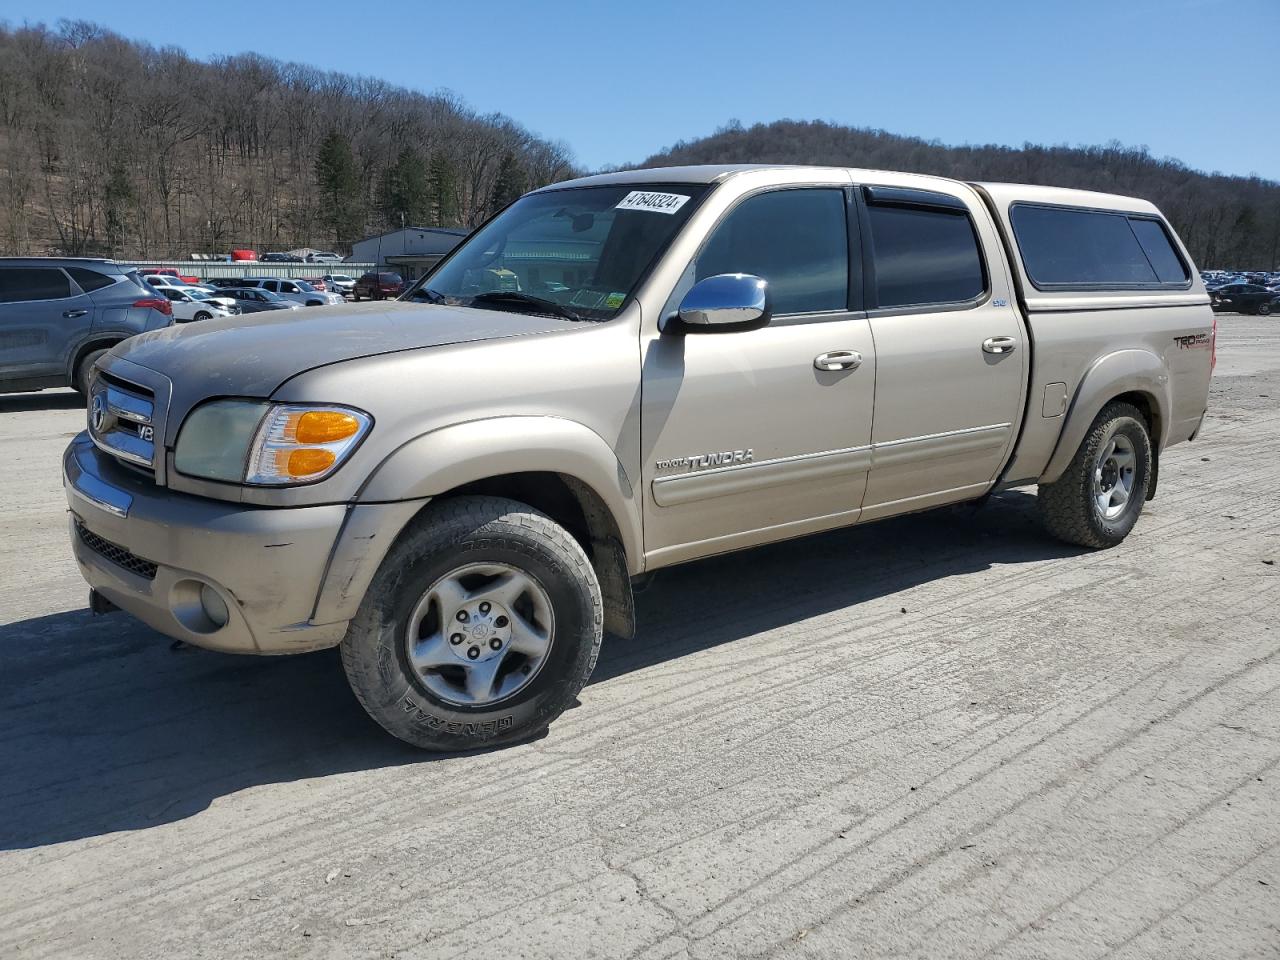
top-left (66, 267), bottom-right (117, 293)
top-left (1128, 218), bottom-right (1188, 283)
top-left (0, 267), bottom-right (73, 303)
top-left (696, 189), bottom-right (848, 315)
top-left (1011, 205), bottom-right (1185, 288)
top-left (866, 204), bottom-right (985, 308)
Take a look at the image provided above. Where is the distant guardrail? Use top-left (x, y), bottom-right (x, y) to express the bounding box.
top-left (119, 260), bottom-right (378, 279)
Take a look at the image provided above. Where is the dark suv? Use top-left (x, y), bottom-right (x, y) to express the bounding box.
top-left (0, 258), bottom-right (174, 395)
top-left (352, 271), bottom-right (404, 300)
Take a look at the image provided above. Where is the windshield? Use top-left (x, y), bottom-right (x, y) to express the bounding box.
top-left (294, 280), bottom-right (316, 292)
top-left (408, 183), bottom-right (708, 320)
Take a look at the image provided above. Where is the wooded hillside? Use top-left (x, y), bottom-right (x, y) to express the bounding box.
top-left (642, 120), bottom-right (1280, 270)
top-left (0, 21), bottom-right (575, 259)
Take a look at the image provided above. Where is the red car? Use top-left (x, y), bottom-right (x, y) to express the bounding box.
top-left (352, 271), bottom-right (404, 300)
top-left (142, 266), bottom-right (201, 285)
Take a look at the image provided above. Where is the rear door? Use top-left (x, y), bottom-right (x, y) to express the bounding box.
top-left (858, 185), bottom-right (1026, 518)
top-left (0, 266), bottom-right (93, 381)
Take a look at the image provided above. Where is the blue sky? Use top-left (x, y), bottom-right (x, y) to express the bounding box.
top-left (4, 0), bottom-right (1277, 179)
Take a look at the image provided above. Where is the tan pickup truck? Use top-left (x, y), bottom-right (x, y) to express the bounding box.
top-left (64, 165), bottom-right (1214, 750)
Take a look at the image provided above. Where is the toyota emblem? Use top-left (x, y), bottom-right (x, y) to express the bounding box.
top-left (90, 393), bottom-right (107, 433)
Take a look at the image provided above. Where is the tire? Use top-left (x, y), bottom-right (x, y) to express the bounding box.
top-left (340, 495), bottom-right (604, 751)
top-left (1038, 401), bottom-right (1152, 549)
top-left (193, 311), bottom-right (212, 322)
top-left (73, 348), bottom-right (110, 396)
top-left (353, 291), bottom-right (362, 301)
top-left (1259, 301), bottom-right (1272, 317)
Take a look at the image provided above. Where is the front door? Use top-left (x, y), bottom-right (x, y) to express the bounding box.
top-left (857, 185), bottom-right (1026, 518)
top-left (640, 186), bottom-right (876, 567)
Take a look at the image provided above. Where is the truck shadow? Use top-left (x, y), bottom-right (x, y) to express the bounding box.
top-left (0, 489), bottom-right (1080, 851)
top-left (0, 389), bottom-right (84, 413)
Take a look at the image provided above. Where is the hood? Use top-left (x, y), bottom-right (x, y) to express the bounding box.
top-left (111, 300), bottom-right (575, 399)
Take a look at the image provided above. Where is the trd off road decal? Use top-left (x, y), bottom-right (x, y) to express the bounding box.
top-left (1173, 333), bottom-right (1211, 350)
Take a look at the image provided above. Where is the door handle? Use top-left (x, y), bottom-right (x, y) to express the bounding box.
top-left (814, 350), bottom-right (862, 371)
top-left (63, 309), bottom-right (89, 319)
top-left (982, 336), bottom-right (1017, 355)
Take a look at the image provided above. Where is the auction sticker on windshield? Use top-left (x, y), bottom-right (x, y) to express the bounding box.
top-left (615, 191), bottom-right (690, 215)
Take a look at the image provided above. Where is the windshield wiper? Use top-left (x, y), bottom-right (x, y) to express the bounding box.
top-left (415, 287), bottom-right (448, 303)
top-left (467, 291), bottom-right (587, 322)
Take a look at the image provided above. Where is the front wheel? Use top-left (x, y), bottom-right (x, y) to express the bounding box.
top-left (1038, 401), bottom-right (1152, 549)
top-left (1259, 301), bottom-right (1272, 317)
top-left (340, 496), bottom-right (603, 751)
top-left (193, 311), bottom-right (212, 322)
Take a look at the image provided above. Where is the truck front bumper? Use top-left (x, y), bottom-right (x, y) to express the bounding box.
top-left (63, 434), bottom-right (389, 655)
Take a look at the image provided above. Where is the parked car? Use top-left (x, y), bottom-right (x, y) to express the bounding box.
top-left (217, 287), bottom-right (304, 314)
top-left (235, 277), bottom-right (344, 306)
top-left (306, 251), bottom-right (343, 263)
top-left (294, 276), bottom-right (328, 292)
top-left (352, 271), bottom-right (405, 300)
top-left (1210, 283), bottom-right (1277, 315)
top-left (140, 266), bottom-right (200, 284)
top-left (142, 275), bottom-right (217, 296)
top-left (157, 286), bottom-right (239, 322)
top-left (65, 166), bottom-right (1214, 752)
top-left (0, 257), bottom-right (172, 394)
top-left (259, 252), bottom-right (300, 263)
top-left (322, 273), bottom-right (356, 296)
top-left (230, 249), bottom-right (257, 262)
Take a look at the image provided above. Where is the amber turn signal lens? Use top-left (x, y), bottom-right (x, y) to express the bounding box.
top-left (286, 448), bottom-right (337, 477)
top-left (293, 410), bottom-right (360, 444)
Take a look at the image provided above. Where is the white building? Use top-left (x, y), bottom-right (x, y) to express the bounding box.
top-left (349, 226), bottom-right (468, 281)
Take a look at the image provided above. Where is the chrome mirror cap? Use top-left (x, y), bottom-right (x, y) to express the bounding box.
top-left (674, 274), bottom-right (771, 332)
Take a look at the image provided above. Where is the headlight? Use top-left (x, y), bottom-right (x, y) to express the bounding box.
top-left (173, 400), bottom-right (372, 486)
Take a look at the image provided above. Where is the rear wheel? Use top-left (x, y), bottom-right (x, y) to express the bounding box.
top-left (1038, 401), bottom-right (1152, 549)
top-left (1259, 301), bottom-right (1272, 317)
top-left (341, 496), bottom-right (603, 751)
top-left (73, 348), bottom-right (110, 396)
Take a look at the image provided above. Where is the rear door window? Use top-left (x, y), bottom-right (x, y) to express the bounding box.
top-left (695, 188), bottom-right (849, 316)
top-left (865, 200), bottom-right (985, 308)
top-left (1011, 205), bottom-right (1189, 288)
top-left (0, 267), bottom-right (73, 303)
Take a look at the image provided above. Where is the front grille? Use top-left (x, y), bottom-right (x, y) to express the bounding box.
top-left (75, 521), bottom-right (158, 580)
top-left (88, 373), bottom-right (158, 480)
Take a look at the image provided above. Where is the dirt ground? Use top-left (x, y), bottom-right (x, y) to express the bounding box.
top-left (1, 315), bottom-right (1277, 959)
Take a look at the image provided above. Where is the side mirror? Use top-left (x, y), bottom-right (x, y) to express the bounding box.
top-left (668, 273), bottom-right (771, 334)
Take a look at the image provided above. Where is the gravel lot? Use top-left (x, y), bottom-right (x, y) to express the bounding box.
top-left (1, 316), bottom-right (1277, 959)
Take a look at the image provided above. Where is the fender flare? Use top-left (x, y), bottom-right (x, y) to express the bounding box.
top-left (1040, 349), bottom-right (1171, 484)
top-left (357, 415), bottom-right (643, 571)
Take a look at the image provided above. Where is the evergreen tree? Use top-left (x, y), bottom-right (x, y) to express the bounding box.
top-left (429, 152), bottom-right (459, 227)
top-left (378, 148), bottom-right (431, 228)
top-left (489, 151), bottom-right (527, 215)
top-left (315, 131), bottom-right (362, 243)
